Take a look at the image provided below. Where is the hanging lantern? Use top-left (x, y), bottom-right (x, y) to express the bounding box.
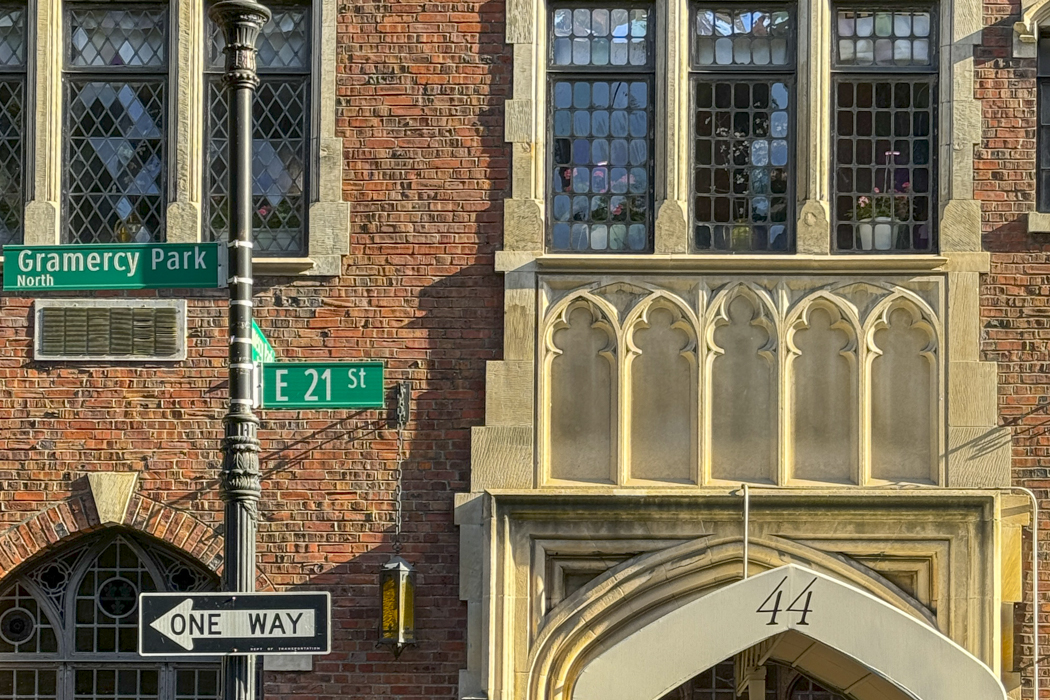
top-left (379, 555), bottom-right (416, 657)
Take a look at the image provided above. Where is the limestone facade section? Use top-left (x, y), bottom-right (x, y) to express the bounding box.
top-left (529, 272), bottom-right (997, 488)
top-left (454, 492), bottom-right (1008, 700)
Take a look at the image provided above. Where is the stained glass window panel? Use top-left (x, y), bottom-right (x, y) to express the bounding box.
top-left (208, 5), bottom-right (309, 70)
top-left (693, 79), bottom-right (792, 251)
top-left (549, 78), bottom-right (652, 251)
top-left (1037, 34), bottom-right (1050, 212)
top-left (552, 6), bottom-right (651, 68)
top-left (65, 80), bottom-right (166, 244)
top-left (74, 669), bottom-right (158, 700)
top-left (206, 77), bottom-right (308, 254)
top-left (174, 670), bottom-right (220, 700)
top-left (693, 8), bottom-right (792, 67)
top-left (0, 77), bottom-right (23, 246)
top-left (0, 671), bottom-right (57, 700)
top-left (833, 78), bottom-right (934, 252)
top-left (0, 8), bottom-right (25, 67)
top-left (68, 7), bottom-right (167, 68)
top-left (74, 537), bottom-right (157, 653)
top-left (206, 4), bottom-right (310, 254)
top-left (835, 9), bottom-right (932, 67)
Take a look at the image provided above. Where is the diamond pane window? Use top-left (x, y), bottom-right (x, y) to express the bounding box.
top-left (832, 5), bottom-right (936, 252)
top-left (0, 6), bottom-right (25, 246)
top-left (548, 4), bottom-right (654, 253)
top-left (69, 7), bottom-right (166, 67)
top-left (691, 5), bottom-right (795, 252)
top-left (64, 5), bottom-right (167, 244)
top-left (206, 5), bottom-right (310, 255)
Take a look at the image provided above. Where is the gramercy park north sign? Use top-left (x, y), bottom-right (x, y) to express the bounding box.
top-left (2, 242), bottom-right (225, 291)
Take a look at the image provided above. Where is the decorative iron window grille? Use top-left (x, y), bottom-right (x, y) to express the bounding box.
top-left (205, 3), bottom-right (310, 255)
top-left (63, 4), bottom-right (168, 244)
top-left (1037, 32), bottom-right (1050, 212)
top-left (831, 6), bottom-right (937, 252)
top-left (547, 3), bottom-right (655, 253)
top-left (0, 5), bottom-right (25, 247)
top-left (690, 6), bottom-right (796, 252)
top-left (0, 530), bottom-right (217, 700)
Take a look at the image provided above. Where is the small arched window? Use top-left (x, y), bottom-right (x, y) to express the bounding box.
top-left (0, 529), bottom-right (218, 700)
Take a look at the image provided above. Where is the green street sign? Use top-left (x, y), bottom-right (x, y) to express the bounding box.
top-left (251, 321), bottom-right (276, 363)
top-left (2, 243), bottom-right (225, 291)
top-left (261, 362), bottom-right (384, 409)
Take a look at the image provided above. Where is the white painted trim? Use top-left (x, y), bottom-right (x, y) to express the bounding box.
top-left (572, 564), bottom-right (1007, 700)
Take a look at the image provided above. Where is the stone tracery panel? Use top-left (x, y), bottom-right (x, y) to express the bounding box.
top-left (547, 297), bottom-right (618, 482)
top-left (539, 276), bottom-right (944, 487)
top-left (626, 296), bottom-right (698, 483)
top-left (706, 285), bottom-right (778, 484)
top-left (786, 295), bottom-right (860, 484)
top-left (866, 295), bottom-right (939, 483)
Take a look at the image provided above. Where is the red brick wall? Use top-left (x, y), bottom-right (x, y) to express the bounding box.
top-left (0, 0), bottom-right (508, 698)
top-left (979, 0), bottom-right (1050, 696)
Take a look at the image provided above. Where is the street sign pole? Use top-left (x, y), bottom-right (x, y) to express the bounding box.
top-left (210, 3), bottom-right (270, 700)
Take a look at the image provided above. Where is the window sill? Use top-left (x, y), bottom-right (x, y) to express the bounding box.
top-left (496, 251), bottom-right (950, 274)
top-left (253, 257), bottom-right (324, 276)
top-left (1030, 212), bottom-right (1050, 234)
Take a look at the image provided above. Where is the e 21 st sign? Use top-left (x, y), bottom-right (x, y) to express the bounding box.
top-left (261, 361), bottom-right (384, 409)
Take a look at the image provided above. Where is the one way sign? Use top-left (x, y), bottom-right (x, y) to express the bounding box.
top-left (138, 592), bottom-right (330, 656)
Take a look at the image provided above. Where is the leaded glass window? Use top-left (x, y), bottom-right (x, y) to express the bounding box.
top-left (0, 6), bottom-right (24, 247)
top-left (832, 6), bottom-right (936, 252)
top-left (0, 531), bottom-right (218, 700)
top-left (1037, 32), bottom-right (1050, 211)
top-left (548, 4), bottom-right (655, 252)
top-left (205, 4), bottom-right (310, 255)
top-left (691, 7), bottom-right (795, 252)
top-left (63, 5), bottom-right (168, 244)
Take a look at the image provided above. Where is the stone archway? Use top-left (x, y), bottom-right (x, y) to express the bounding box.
top-left (571, 565), bottom-right (1006, 700)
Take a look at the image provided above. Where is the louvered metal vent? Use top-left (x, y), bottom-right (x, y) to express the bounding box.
top-left (34, 300), bottom-right (186, 361)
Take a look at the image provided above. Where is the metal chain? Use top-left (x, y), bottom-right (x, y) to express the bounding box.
top-left (393, 422), bottom-right (405, 553)
top-left (393, 381), bottom-right (410, 554)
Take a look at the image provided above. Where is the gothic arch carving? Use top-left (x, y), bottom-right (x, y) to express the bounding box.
top-left (785, 293), bottom-right (862, 484)
top-left (623, 293), bottom-right (700, 484)
top-left (863, 292), bottom-right (941, 483)
top-left (542, 293), bottom-right (620, 483)
top-left (703, 284), bottom-right (779, 484)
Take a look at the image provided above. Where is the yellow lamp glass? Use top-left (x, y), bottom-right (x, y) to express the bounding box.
top-left (379, 555), bottom-right (416, 656)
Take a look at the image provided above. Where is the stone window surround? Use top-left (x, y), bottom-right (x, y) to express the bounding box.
top-left (505, 0), bottom-right (983, 257)
top-left (1017, 0), bottom-right (1050, 233)
top-left (476, 0), bottom-right (1008, 493)
top-left (0, 0), bottom-right (348, 276)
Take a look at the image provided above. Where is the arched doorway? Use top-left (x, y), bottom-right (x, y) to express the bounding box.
top-left (0, 529), bottom-right (219, 700)
top-left (569, 565), bottom-right (1005, 700)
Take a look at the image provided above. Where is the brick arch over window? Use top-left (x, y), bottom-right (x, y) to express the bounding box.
top-left (0, 495), bottom-right (272, 591)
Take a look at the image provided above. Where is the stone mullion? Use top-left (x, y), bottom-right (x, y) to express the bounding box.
top-left (167, 0), bottom-right (205, 243)
top-left (23, 0), bottom-right (62, 244)
top-left (795, 0), bottom-right (832, 255)
top-left (653, 0), bottom-right (689, 254)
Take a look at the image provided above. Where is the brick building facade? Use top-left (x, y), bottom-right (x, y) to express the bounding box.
top-left (2, 0), bottom-right (1050, 697)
